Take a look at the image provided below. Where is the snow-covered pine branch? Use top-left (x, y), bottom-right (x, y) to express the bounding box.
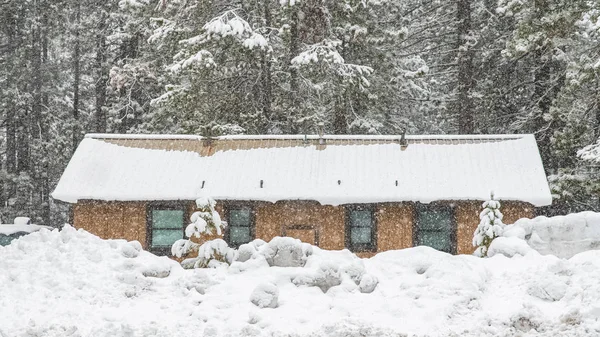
top-left (578, 140), bottom-right (600, 162)
top-left (473, 194), bottom-right (505, 257)
top-left (291, 39), bottom-right (373, 90)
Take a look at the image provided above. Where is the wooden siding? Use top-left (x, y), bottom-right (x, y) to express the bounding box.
top-left (73, 201), bottom-right (146, 246)
top-left (455, 201), bottom-right (535, 255)
top-left (72, 200), bottom-right (535, 256)
top-left (455, 202), bottom-right (481, 255)
top-left (375, 204), bottom-right (414, 252)
top-left (254, 201), bottom-right (345, 250)
top-left (252, 201), bottom-right (414, 258)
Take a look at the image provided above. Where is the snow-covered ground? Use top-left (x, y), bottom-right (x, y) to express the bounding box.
top-left (499, 211), bottom-right (600, 259)
top-left (2, 224), bottom-right (600, 337)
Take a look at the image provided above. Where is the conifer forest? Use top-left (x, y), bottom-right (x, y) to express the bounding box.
top-left (1, 0), bottom-right (600, 224)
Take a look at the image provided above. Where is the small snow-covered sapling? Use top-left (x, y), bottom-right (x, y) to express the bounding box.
top-left (171, 196), bottom-right (228, 259)
top-left (472, 193), bottom-right (505, 257)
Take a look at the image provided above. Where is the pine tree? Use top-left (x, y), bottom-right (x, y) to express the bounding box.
top-left (171, 196), bottom-right (229, 264)
top-left (473, 194), bottom-right (505, 257)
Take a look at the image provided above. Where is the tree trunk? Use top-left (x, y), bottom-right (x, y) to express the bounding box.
top-left (261, 0), bottom-right (272, 132)
top-left (333, 94), bottom-right (348, 134)
top-left (95, 3), bottom-right (108, 133)
top-left (41, 7), bottom-right (51, 223)
top-left (456, 0), bottom-right (474, 134)
top-left (596, 77), bottom-right (600, 138)
top-left (287, 4), bottom-right (299, 133)
top-left (72, 0), bottom-right (81, 152)
top-left (4, 8), bottom-right (17, 211)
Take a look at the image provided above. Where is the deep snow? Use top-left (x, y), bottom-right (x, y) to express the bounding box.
top-left (499, 211), bottom-right (600, 258)
top-left (1, 225), bottom-right (600, 337)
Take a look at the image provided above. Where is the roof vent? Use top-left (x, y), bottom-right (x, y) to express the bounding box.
top-left (400, 129), bottom-right (408, 150)
top-left (317, 122), bottom-right (325, 145)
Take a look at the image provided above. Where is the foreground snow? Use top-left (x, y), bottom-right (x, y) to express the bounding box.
top-left (1, 226), bottom-right (600, 337)
top-left (498, 211), bottom-right (600, 259)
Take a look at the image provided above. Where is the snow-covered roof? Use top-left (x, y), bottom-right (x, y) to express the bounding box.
top-left (0, 224), bottom-right (53, 236)
top-left (51, 134), bottom-right (552, 206)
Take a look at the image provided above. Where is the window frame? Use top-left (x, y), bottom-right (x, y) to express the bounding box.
top-left (413, 202), bottom-right (457, 254)
top-left (146, 202), bottom-right (187, 256)
top-left (345, 204), bottom-right (377, 252)
top-left (224, 202), bottom-right (255, 248)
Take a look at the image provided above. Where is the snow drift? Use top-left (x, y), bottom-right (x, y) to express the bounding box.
top-left (2, 225), bottom-right (600, 336)
top-left (494, 211), bottom-right (600, 259)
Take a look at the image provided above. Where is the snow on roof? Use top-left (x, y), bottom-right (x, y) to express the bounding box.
top-left (0, 224), bottom-right (52, 235)
top-left (52, 134), bottom-right (552, 206)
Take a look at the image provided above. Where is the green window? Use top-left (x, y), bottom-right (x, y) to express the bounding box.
top-left (227, 207), bottom-right (253, 246)
top-left (415, 205), bottom-right (454, 253)
top-left (150, 209), bottom-right (184, 251)
top-left (346, 206), bottom-right (376, 252)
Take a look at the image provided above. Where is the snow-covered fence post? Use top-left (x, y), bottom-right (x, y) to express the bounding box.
top-left (472, 192), bottom-right (505, 257)
top-left (171, 196), bottom-right (234, 267)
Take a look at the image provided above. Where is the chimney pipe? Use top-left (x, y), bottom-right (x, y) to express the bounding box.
top-left (400, 129), bottom-right (408, 150)
top-left (318, 122), bottom-right (325, 145)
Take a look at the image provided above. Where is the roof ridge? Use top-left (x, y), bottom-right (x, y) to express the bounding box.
top-left (85, 133), bottom-right (529, 141)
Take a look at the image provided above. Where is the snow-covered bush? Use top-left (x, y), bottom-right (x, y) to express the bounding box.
top-left (236, 239), bottom-right (267, 263)
top-left (292, 256), bottom-right (378, 294)
top-left (473, 195), bottom-right (505, 257)
top-left (193, 239), bottom-right (236, 268)
top-left (311, 262), bottom-right (343, 292)
top-left (171, 196), bottom-right (229, 263)
top-left (261, 237), bottom-right (313, 267)
top-left (250, 282), bottom-right (279, 308)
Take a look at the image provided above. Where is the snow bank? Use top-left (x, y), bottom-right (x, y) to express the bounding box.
top-left (3, 226), bottom-right (600, 336)
top-left (498, 211), bottom-right (600, 258)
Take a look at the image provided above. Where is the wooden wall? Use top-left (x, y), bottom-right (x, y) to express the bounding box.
top-left (254, 201), bottom-right (345, 250)
top-left (252, 201), bottom-right (413, 257)
top-left (455, 201), bottom-right (535, 254)
top-left (72, 199), bottom-right (535, 256)
top-left (73, 201), bottom-right (147, 246)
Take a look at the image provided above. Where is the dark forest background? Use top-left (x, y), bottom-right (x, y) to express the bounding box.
top-left (1, 0), bottom-right (600, 225)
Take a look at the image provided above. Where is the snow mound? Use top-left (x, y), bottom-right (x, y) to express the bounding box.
top-left (250, 282), bottom-right (279, 308)
top-left (0, 225), bottom-right (183, 335)
top-left (502, 211), bottom-right (600, 258)
top-left (259, 236), bottom-right (313, 267)
top-left (488, 236), bottom-right (534, 257)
